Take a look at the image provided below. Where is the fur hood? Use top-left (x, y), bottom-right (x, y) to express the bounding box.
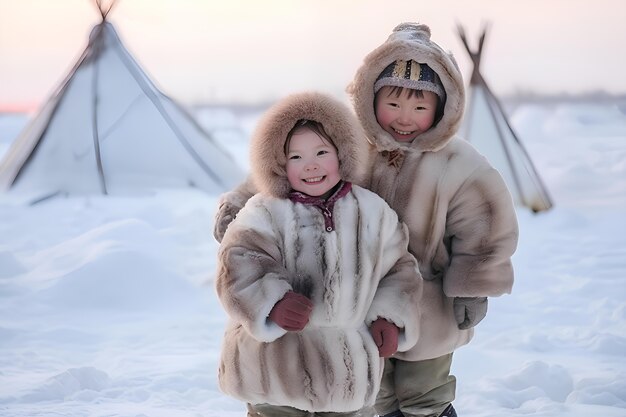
top-left (347, 22), bottom-right (466, 153)
top-left (249, 92), bottom-right (369, 198)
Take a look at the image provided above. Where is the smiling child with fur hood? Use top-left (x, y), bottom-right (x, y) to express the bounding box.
top-left (215, 92), bottom-right (422, 415)
top-left (346, 22), bottom-right (519, 416)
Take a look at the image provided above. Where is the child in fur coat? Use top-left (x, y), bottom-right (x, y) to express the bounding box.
top-left (345, 23), bottom-right (519, 417)
top-left (215, 92), bottom-right (423, 416)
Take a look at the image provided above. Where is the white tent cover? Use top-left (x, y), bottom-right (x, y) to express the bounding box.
top-left (0, 22), bottom-right (244, 197)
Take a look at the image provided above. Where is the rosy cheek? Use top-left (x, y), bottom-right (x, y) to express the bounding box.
top-left (377, 112), bottom-right (392, 127)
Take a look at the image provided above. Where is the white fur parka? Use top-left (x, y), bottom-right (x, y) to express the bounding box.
top-left (215, 92), bottom-right (422, 412)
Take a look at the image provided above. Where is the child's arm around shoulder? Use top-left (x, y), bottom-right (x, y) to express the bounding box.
top-left (213, 174), bottom-right (258, 243)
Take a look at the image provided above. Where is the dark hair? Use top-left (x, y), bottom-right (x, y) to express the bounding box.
top-left (284, 119), bottom-right (337, 154)
top-left (378, 86), bottom-right (445, 126)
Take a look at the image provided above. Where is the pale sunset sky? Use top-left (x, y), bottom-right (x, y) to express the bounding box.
top-left (0, 0), bottom-right (625, 111)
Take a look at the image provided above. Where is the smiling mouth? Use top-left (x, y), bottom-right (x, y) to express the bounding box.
top-left (392, 127), bottom-right (415, 136)
top-left (303, 176), bottom-right (325, 183)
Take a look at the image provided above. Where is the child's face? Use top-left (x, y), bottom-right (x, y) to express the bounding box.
top-left (286, 129), bottom-right (341, 197)
top-left (375, 86), bottom-right (439, 143)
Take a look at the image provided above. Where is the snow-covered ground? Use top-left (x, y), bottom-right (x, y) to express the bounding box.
top-left (0, 101), bottom-right (625, 416)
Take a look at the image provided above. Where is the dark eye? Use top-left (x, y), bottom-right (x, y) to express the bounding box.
top-left (317, 150), bottom-right (329, 156)
top-left (288, 155), bottom-right (301, 160)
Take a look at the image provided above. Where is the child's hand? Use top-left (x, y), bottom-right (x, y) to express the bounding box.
top-left (369, 318), bottom-right (399, 357)
top-left (269, 291), bottom-right (313, 331)
top-left (453, 297), bottom-right (488, 329)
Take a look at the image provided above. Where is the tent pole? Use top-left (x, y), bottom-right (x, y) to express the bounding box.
top-left (91, 34), bottom-right (109, 195)
top-left (482, 86), bottom-right (527, 205)
top-left (482, 82), bottom-right (553, 210)
top-left (107, 30), bottom-right (225, 188)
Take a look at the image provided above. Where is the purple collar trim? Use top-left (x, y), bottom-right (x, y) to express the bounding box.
top-left (289, 181), bottom-right (352, 232)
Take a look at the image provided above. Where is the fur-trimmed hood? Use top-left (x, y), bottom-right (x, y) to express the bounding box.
top-left (347, 22), bottom-right (466, 153)
top-left (249, 92), bottom-right (369, 198)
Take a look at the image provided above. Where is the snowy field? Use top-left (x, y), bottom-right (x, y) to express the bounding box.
top-left (0, 101), bottom-right (625, 416)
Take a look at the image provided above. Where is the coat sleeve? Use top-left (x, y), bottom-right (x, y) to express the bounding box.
top-left (364, 201), bottom-right (423, 352)
top-left (213, 174), bottom-right (258, 243)
top-left (215, 200), bottom-right (292, 342)
top-left (444, 162), bottom-right (519, 298)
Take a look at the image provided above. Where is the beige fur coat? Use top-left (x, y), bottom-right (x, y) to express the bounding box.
top-left (215, 92), bottom-right (423, 411)
top-left (346, 23), bottom-right (518, 360)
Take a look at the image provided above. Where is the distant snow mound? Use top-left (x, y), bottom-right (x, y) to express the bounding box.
top-left (35, 249), bottom-right (200, 312)
top-left (20, 367), bottom-right (110, 402)
top-left (24, 218), bottom-right (208, 314)
top-left (500, 361), bottom-right (574, 402)
top-left (546, 104), bottom-right (626, 137)
top-left (566, 373), bottom-right (626, 407)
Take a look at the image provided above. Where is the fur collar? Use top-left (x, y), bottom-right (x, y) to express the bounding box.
top-left (249, 92), bottom-right (369, 198)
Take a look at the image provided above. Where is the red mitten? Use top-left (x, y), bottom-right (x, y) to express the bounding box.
top-left (269, 291), bottom-right (313, 331)
top-left (369, 318), bottom-right (400, 357)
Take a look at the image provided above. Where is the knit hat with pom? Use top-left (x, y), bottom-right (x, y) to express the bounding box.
top-left (374, 59), bottom-right (445, 100)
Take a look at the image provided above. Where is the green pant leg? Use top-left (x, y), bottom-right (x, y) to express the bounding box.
top-left (395, 353), bottom-right (456, 417)
top-left (320, 406), bottom-right (377, 417)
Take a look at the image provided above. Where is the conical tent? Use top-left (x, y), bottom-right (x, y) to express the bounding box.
top-left (0, 3), bottom-right (244, 198)
top-left (458, 25), bottom-right (553, 213)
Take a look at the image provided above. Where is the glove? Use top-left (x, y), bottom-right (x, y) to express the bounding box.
top-left (269, 291), bottom-right (313, 331)
top-left (453, 297), bottom-right (488, 330)
top-left (369, 318), bottom-right (400, 357)
top-left (213, 200), bottom-right (243, 243)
